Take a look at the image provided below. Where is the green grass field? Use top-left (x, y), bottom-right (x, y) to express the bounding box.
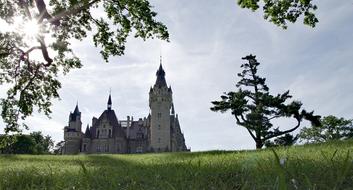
top-left (0, 140), bottom-right (352, 190)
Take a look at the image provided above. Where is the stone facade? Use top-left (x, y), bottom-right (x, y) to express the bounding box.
top-left (62, 64), bottom-right (188, 154)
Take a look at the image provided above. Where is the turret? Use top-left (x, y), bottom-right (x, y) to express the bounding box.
top-left (63, 103), bottom-right (83, 154)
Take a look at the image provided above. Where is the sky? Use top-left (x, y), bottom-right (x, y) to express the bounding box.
top-left (1, 0), bottom-right (353, 151)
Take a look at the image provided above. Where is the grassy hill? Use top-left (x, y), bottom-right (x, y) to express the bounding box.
top-left (0, 140), bottom-right (352, 190)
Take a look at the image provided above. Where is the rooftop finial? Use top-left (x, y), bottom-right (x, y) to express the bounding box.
top-left (160, 54), bottom-right (162, 66)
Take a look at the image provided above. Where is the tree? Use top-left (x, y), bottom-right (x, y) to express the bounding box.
top-left (299, 115), bottom-right (353, 143)
top-left (265, 133), bottom-right (298, 147)
top-left (0, 131), bottom-right (54, 154)
top-left (211, 55), bottom-right (320, 149)
top-left (237, 0), bottom-right (318, 29)
top-left (0, 0), bottom-right (169, 133)
top-left (53, 140), bottom-right (65, 155)
top-left (12, 134), bottom-right (39, 154)
top-left (30, 131), bottom-right (54, 153)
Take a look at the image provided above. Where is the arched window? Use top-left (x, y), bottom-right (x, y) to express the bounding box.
top-left (108, 129), bottom-right (112, 137)
top-left (97, 130), bottom-right (100, 138)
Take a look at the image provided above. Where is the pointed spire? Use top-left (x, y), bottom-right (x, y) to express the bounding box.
top-left (84, 124), bottom-right (91, 138)
top-left (171, 103), bottom-right (175, 115)
top-left (70, 102), bottom-right (81, 121)
top-left (155, 58), bottom-right (167, 88)
top-left (168, 85), bottom-right (172, 92)
top-left (74, 102), bottom-right (80, 114)
top-left (107, 91), bottom-right (112, 110)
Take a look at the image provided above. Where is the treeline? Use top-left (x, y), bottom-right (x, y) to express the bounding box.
top-left (0, 131), bottom-right (53, 154)
top-left (265, 115), bottom-right (353, 147)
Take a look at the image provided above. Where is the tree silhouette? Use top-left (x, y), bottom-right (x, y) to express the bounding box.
top-left (211, 54), bottom-right (320, 149)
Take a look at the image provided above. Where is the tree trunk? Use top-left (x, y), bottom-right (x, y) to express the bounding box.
top-left (256, 140), bottom-right (263, 149)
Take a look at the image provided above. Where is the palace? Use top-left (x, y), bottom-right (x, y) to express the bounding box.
top-left (62, 63), bottom-right (188, 154)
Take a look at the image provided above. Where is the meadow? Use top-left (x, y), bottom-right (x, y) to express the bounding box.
top-left (0, 140), bottom-right (352, 190)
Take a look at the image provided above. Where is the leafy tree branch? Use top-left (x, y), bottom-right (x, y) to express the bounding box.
top-left (0, 0), bottom-right (169, 133)
top-left (237, 0), bottom-right (318, 29)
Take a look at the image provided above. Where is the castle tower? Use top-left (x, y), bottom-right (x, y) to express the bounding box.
top-left (149, 61), bottom-right (173, 152)
top-left (63, 103), bottom-right (83, 154)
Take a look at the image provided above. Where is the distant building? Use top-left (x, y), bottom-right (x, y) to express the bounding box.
top-left (63, 63), bottom-right (188, 154)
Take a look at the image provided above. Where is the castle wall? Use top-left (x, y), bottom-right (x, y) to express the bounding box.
top-left (63, 138), bottom-right (81, 154)
top-left (88, 137), bottom-right (127, 154)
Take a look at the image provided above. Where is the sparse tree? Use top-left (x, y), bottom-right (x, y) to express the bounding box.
top-left (299, 115), bottom-right (353, 143)
top-left (237, 0), bottom-right (318, 29)
top-left (211, 55), bottom-right (320, 149)
top-left (0, 0), bottom-right (168, 133)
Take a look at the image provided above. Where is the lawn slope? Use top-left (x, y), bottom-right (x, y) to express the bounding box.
top-left (0, 140), bottom-right (352, 189)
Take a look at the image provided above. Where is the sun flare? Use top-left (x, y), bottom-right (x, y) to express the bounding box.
top-left (23, 19), bottom-right (40, 39)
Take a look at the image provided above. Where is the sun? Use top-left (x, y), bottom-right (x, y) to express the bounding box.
top-left (22, 19), bottom-right (41, 39)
